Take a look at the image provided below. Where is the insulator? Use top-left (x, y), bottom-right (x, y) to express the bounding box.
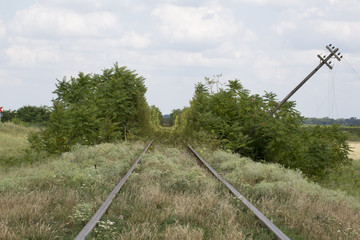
top-left (329, 44), bottom-right (332, 46)
top-left (338, 53), bottom-right (341, 55)
top-left (332, 46), bottom-right (335, 49)
top-left (329, 61), bottom-right (332, 64)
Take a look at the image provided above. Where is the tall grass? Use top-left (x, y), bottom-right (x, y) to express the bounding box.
top-left (319, 141), bottom-right (360, 199)
top-left (1, 123), bottom-right (360, 239)
top-left (0, 122), bottom-right (37, 162)
top-left (98, 145), bottom-right (267, 239)
top-left (199, 149), bottom-right (360, 239)
top-left (0, 141), bottom-right (145, 239)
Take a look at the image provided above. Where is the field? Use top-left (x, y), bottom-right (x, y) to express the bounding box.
top-left (349, 141), bottom-right (360, 160)
top-left (1, 123), bottom-right (360, 239)
top-left (341, 126), bottom-right (360, 142)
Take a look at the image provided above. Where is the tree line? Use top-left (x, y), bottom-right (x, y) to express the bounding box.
top-left (1, 106), bottom-right (50, 126)
top-left (304, 117), bottom-right (360, 126)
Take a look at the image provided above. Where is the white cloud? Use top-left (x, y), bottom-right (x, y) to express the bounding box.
top-left (302, 8), bottom-right (324, 18)
top-left (5, 44), bottom-right (60, 67)
top-left (317, 20), bottom-right (360, 43)
top-left (0, 70), bottom-right (24, 87)
top-left (39, 0), bottom-right (148, 13)
top-left (0, 18), bottom-right (5, 38)
top-left (42, 0), bottom-right (105, 9)
top-left (118, 31), bottom-right (151, 49)
top-left (273, 21), bottom-right (297, 35)
top-left (230, 0), bottom-right (299, 7)
top-left (152, 4), bottom-right (249, 44)
top-left (9, 4), bottom-right (119, 38)
top-left (252, 52), bottom-right (290, 84)
top-left (329, 0), bottom-right (360, 9)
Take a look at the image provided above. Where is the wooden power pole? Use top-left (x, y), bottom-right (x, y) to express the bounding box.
top-left (269, 44), bottom-right (343, 116)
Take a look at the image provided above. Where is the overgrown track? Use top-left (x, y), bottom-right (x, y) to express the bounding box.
top-left (75, 139), bottom-right (154, 240)
top-left (75, 140), bottom-right (289, 240)
top-left (188, 145), bottom-right (290, 240)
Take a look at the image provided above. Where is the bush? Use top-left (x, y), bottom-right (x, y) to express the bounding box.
top-left (179, 79), bottom-right (350, 177)
top-left (29, 63), bottom-right (153, 155)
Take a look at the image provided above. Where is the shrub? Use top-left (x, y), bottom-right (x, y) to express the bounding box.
top-left (179, 80), bottom-right (350, 177)
top-left (29, 64), bottom-right (153, 154)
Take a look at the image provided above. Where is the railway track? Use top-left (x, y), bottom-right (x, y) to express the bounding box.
top-left (75, 140), bottom-right (290, 240)
top-left (188, 145), bottom-right (290, 240)
top-left (74, 139), bottom-right (154, 240)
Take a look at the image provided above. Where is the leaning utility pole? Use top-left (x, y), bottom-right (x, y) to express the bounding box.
top-left (269, 44), bottom-right (343, 116)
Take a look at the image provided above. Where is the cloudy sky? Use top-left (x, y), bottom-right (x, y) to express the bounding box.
top-left (1, 0), bottom-right (360, 118)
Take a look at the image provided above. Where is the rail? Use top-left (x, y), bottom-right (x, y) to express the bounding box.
top-left (188, 145), bottom-right (290, 240)
top-left (75, 139), bottom-right (154, 240)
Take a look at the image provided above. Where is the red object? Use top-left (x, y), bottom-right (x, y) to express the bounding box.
top-left (0, 107), bottom-right (3, 112)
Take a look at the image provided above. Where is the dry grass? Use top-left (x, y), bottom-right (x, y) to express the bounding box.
top-left (0, 141), bottom-right (145, 239)
top-left (104, 145), bottom-right (250, 239)
top-left (204, 150), bottom-right (360, 240)
top-left (1, 134), bottom-right (360, 239)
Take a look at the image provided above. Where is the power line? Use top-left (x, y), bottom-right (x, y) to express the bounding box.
top-left (342, 56), bottom-right (360, 81)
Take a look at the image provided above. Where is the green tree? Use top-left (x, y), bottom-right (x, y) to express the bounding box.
top-left (170, 109), bottom-right (182, 127)
top-left (179, 79), bottom-right (350, 177)
top-left (1, 109), bottom-right (16, 122)
top-left (149, 105), bottom-right (163, 128)
top-left (16, 105), bottom-right (50, 125)
top-left (30, 63), bottom-right (152, 154)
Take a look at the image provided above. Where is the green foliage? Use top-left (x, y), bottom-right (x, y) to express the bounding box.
top-left (340, 126), bottom-right (360, 141)
top-left (305, 117), bottom-right (360, 126)
top-left (179, 79), bottom-right (351, 177)
top-left (1, 106), bottom-right (50, 126)
top-left (16, 105), bottom-right (50, 125)
top-left (149, 105), bottom-right (163, 129)
top-left (70, 202), bottom-right (94, 225)
top-left (1, 109), bottom-right (16, 122)
top-left (29, 63), bottom-right (152, 154)
top-left (169, 109), bottom-right (182, 127)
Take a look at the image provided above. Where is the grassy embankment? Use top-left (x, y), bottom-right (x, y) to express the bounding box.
top-left (1, 123), bottom-right (360, 239)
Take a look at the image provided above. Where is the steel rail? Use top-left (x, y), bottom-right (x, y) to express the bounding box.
top-left (188, 145), bottom-right (290, 240)
top-left (75, 139), bottom-right (154, 240)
